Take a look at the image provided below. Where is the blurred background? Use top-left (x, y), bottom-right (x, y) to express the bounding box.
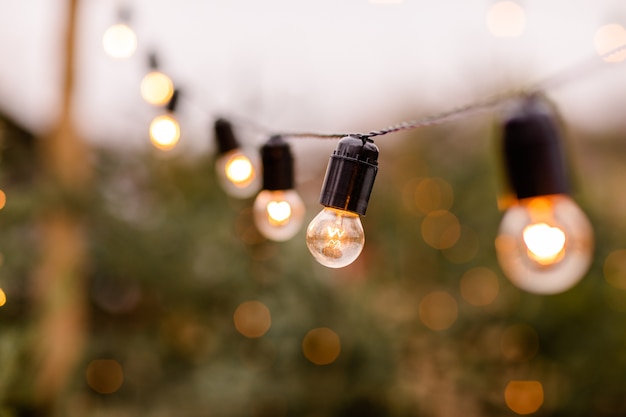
top-left (1, 0), bottom-right (626, 416)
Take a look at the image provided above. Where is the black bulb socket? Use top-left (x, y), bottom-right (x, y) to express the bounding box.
top-left (214, 118), bottom-right (240, 155)
top-left (319, 135), bottom-right (379, 216)
top-left (165, 89), bottom-right (179, 113)
top-left (261, 135), bottom-right (294, 191)
top-left (502, 95), bottom-right (570, 199)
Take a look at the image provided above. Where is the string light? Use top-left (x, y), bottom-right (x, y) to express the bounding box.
top-left (494, 95), bottom-right (593, 294)
top-left (253, 136), bottom-right (305, 241)
top-left (306, 136), bottom-right (379, 268)
top-left (213, 118), bottom-right (260, 198)
top-left (102, 9), bottom-right (137, 59)
top-left (140, 54), bottom-right (174, 106)
top-left (149, 89), bottom-right (181, 151)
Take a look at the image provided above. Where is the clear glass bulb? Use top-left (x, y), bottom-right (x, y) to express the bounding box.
top-left (253, 190), bottom-right (305, 241)
top-left (495, 194), bottom-right (593, 294)
top-left (149, 114), bottom-right (180, 151)
top-left (305, 207), bottom-right (365, 268)
top-left (102, 23), bottom-right (137, 59)
top-left (215, 149), bottom-right (260, 198)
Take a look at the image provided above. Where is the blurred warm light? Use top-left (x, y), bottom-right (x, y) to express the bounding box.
top-left (0, 288), bottom-right (6, 307)
top-left (414, 177), bottom-right (454, 214)
top-left (421, 210), bottom-right (461, 249)
top-left (486, 1), bottom-right (526, 38)
top-left (102, 23), bottom-right (137, 59)
top-left (460, 267), bottom-right (499, 306)
top-left (419, 291), bottom-right (458, 331)
top-left (141, 71), bottom-right (175, 106)
top-left (594, 24), bottom-right (626, 62)
top-left (0, 189), bottom-right (6, 210)
top-left (226, 155), bottom-right (254, 186)
top-left (442, 225), bottom-right (479, 264)
top-left (302, 327), bottom-right (341, 365)
top-left (504, 380), bottom-right (544, 414)
top-left (522, 223), bottom-right (566, 265)
top-left (86, 359), bottom-right (124, 394)
top-left (500, 324), bottom-right (539, 362)
top-left (149, 114), bottom-right (181, 151)
top-left (604, 249), bottom-right (626, 289)
top-left (233, 301), bottom-right (271, 338)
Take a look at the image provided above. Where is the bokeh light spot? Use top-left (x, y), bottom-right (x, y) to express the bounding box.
top-left (86, 359), bottom-right (124, 394)
top-left (419, 291), bottom-right (458, 331)
top-left (442, 225), bottom-right (479, 263)
top-left (594, 24), bottom-right (626, 62)
top-left (0, 288), bottom-right (6, 307)
top-left (149, 114), bottom-right (180, 151)
top-left (486, 1), bottom-right (526, 38)
top-left (460, 267), bottom-right (499, 306)
top-left (414, 178), bottom-right (454, 214)
top-left (234, 301), bottom-right (272, 338)
top-left (500, 324), bottom-right (539, 362)
top-left (604, 249), bottom-right (626, 290)
top-left (504, 380), bottom-right (544, 414)
top-left (302, 327), bottom-right (341, 365)
top-left (421, 210), bottom-right (461, 249)
top-left (141, 71), bottom-right (175, 106)
top-left (0, 189), bottom-right (6, 210)
top-left (102, 23), bottom-right (137, 59)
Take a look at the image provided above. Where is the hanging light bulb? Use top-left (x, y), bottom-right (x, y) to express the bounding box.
top-left (253, 136), bottom-right (305, 241)
top-left (149, 89), bottom-right (181, 151)
top-left (140, 53), bottom-right (175, 106)
top-left (102, 9), bottom-right (137, 59)
top-left (213, 118), bottom-right (260, 198)
top-left (495, 95), bottom-right (593, 294)
top-left (306, 135), bottom-right (379, 268)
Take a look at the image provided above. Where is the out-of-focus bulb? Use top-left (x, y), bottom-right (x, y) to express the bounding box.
top-left (149, 114), bottom-right (180, 151)
top-left (102, 23), bottom-right (137, 59)
top-left (254, 190), bottom-right (305, 241)
top-left (216, 149), bottom-right (259, 198)
top-left (141, 71), bottom-right (174, 106)
top-left (306, 207), bottom-right (365, 268)
top-left (496, 195), bottom-right (593, 294)
top-left (495, 95), bottom-right (594, 294)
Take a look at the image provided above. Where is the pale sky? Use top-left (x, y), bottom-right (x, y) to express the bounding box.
top-left (0, 0), bottom-right (625, 153)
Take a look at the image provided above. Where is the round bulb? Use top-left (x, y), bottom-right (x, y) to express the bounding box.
top-left (141, 71), bottom-right (174, 106)
top-left (306, 207), bottom-right (365, 268)
top-left (102, 23), bottom-right (137, 59)
top-left (215, 149), bottom-right (260, 198)
top-left (149, 114), bottom-right (180, 151)
top-left (253, 190), bottom-right (305, 241)
top-left (495, 195), bottom-right (593, 294)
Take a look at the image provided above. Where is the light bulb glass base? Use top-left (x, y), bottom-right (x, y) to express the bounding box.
top-left (495, 194), bottom-right (593, 294)
top-left (306, 207), bottom-right (365, 268)
top-left (253, 190), bottom-right (305, 241)
top-left (216, 149), bottom-right (260, 198)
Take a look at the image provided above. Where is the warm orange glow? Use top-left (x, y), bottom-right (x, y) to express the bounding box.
top-left (0, 288), bottom-right (6, 307)
top-left (522, 223), bottom-right (566, 265)
top-left (266, 200), bottom-right (292, 225)
top-left (225, 155), bottom-right (254, 187)
top-left (500, 324), bottom-right (539, 362)
top-left (102, 23), bottom-right (137, 58)
top-left (594, 24), bottom-right (626, 62)
top-left (0, 189), bottom-right (6, 210)
top-left (140, 71), bottom-right (174, 106)
top-left (442, 225), bottom-right (479, 264)
top-left (86, 359), bottom-right (124, 394)
top-left (233, 301), bottom-right (271, 338)
top-left (419, 291), bottom-right (458, 331)
top-left (486, 1), bottom-right (526, 38)
top-left (421, 210), bottom-right (461, 249)
top-left (413, 177), bottom-right (454, 214)
top-left (302, 327), bottom-right (341, 365)
top-left (460, 267), bottom-right (499, 306)
top-left (604, 249), bottom-right (626, 290)
top-left (504, 380), bottom-right (544, 414)
top-left (149, 114), bottom-right (180, 151)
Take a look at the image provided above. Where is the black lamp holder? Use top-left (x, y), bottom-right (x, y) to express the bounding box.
top-left (261, 135), bottom-right (295, 191)
top-left (213, 118), bottom-right (240, 155)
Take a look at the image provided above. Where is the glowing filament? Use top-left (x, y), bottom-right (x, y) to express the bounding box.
top-left (523, 222), bottom-right (566, 265)
top-left (149, 115), bottom-right (180, 151)
top-left (266, 201), bottom-right (292, 225)
top-left (225, 156), bottom-right (254, 187)
top-left (322, 223), bottom-right (345, 259)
